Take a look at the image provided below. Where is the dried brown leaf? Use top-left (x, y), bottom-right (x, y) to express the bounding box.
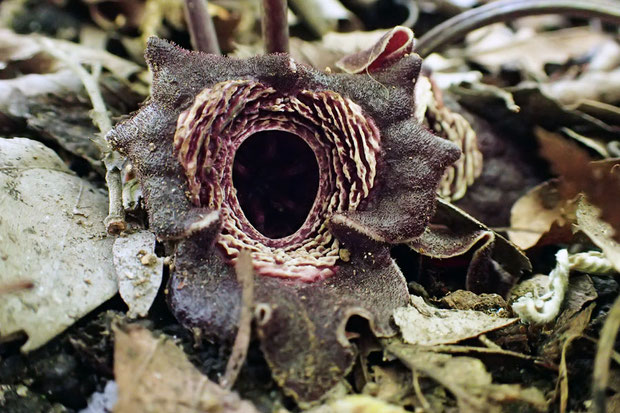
top-left (113, 324), bottom-right (258, 413)
top-left (537, 128), bottom-right (620, 241)
top-left (508, 180), bottom-right (576, 250)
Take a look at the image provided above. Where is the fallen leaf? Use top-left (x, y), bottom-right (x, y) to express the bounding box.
top-left (387, 343), bottom-right (547, 413)
top-left (537, 128), bottom-right (620, 241)
top-left (465, 26), bottom-right (612, 79)
top-left (362, 365), bottom-right (414, 407)
top-left (556, 274), bottom-right (598, 326)
top-left (113, 324), bottom-right (258, 413)
top-left (575, 197), bottom-right (620, 272)
top-left (439, 290), bottom-right (510, 315)
top-left (0, 137), bottom-right (117, 352)
top-left (508, 180), bottom-right (576, 250)
top-left (307, 394), bottom-right (408, 413)
top-left (541, 68), bottom-right (620, 106)
top-left (394, 295), bottom-right (517, 346)
top-left (113, 231), bottom-right (164, 318)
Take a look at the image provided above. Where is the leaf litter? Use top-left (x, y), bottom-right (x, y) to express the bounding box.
top-left (0, 0), bottom-right (620, 412)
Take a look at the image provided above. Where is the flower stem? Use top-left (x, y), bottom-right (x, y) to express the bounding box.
top-left (416, 0), bottom-right (620, 58)
top-left (262, 0), bottom-right (289, 53)
top-left (183, 0), bottom-right (221, 54)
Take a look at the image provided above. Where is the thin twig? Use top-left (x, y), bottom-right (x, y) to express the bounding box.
top-left (220, 250), bottom-right (254, 390)
top-left (262, 0), bottom-right (289, 53)
top-left (183, 0), bottom-right (221, 54)
top-left (0, 280), bottom-right (34, 295)
top-left (415, 0), bottom-right (620, 58)
top-left (412, 370), bottom-right (434, 413)
top-left (592, 294), bottom-right (620, 413)
top-left (40, 38), bottom-right (126, 233)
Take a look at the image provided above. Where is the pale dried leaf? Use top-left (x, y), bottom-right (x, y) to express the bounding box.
top-left (0, 29), bottom-right (141, 79)
top-left (387, 344), bottom-right (547, 413)
top-left (113, 231), bottom-right (163, 318)
top-left (465, 26), bottom-right (612, 78)
top-left (0, 138), bottom-right (116, 352)
top-left (394, 296), bottom-right (517, 346)
top-left (113, 324), bottom-right (258, 413)
top-left (576, 198), bottom-right (620, 272)
top-left (307, 395), bottom-right (408, 413)
top-left (541, 68), bottom-right (620, 106)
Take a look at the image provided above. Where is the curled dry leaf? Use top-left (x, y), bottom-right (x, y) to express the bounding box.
top-left (394, 295), bottom-right (518, 346)
top-left (508, 179), bottom-right (576, 250)
top-left (113, 324), bottom-right (258, 413)
top-left (0, 138), bottom-right (116, 352)
top-left (113, 230), bottom-right (164, 318)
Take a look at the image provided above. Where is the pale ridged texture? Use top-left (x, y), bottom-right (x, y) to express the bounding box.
top-left (174, 80), bottom-right (380, 281)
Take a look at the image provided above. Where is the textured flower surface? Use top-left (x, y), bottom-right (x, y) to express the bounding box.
top-left (108, 33), bottom-right (460, 402)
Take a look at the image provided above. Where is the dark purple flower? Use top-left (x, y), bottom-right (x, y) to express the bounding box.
top-left (108, 30), bottom-right (460, 402)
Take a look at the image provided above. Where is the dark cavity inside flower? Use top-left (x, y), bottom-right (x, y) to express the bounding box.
top-left (232, 129), bottom-right (319, 239)
top-left (173, 80), bottom-right (381, 281)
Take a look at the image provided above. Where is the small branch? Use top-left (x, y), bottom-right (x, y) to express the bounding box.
top-left (40, 38), bottom-right (126, 234)
top-left (415, 0), bottom-right (620, 57)
top-left (220, 250), bottom-right (254, 390)
top-left (262, 0), bottom-right (289, 54)
top-left (592, 294), bottom-right (620, 413)
top-left (183, 0), bottom-right (221, 54)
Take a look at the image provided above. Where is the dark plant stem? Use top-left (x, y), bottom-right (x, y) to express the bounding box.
top-left (416, 0), bottom-right (620, 57)
top-left (184, 0), bottom-right (221, 54)
top-left (262, 0), bottom-right (289, 53)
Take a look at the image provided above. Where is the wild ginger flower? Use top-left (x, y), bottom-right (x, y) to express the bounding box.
top-left (108, 27), bottom-right (460, 402)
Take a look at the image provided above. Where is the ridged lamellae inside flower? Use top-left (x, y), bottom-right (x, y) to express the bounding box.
top-left (174, 79), bottom-right (380, 281)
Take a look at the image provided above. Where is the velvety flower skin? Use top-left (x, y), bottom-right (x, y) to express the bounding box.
top-left (108, 37), bottom-right (460, 402)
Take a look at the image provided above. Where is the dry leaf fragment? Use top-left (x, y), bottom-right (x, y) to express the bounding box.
top-left (113, 231), bottom-right (163, 318)
top-left (307, 394), bottom-right (408, 413)
top-left (113, 324), bottom-right (258, 413)
top-left (387, 343), bottom-right (547, 413)
top-left (537, 128), bottom-right (620, 241)
top-left (394, 295), bottom-right (518, 346)
top-left (465, 26), bottom-right (612, 79)
top-left (0, 137), bottom-right (117, 352)
top-left (575, 197), bottom-right (620, 272)
top-left (508, 180), bottom-right (576, 250)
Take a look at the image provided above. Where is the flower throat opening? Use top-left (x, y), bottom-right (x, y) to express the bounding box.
top-left (232, 130), bottom-right (320, 239)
